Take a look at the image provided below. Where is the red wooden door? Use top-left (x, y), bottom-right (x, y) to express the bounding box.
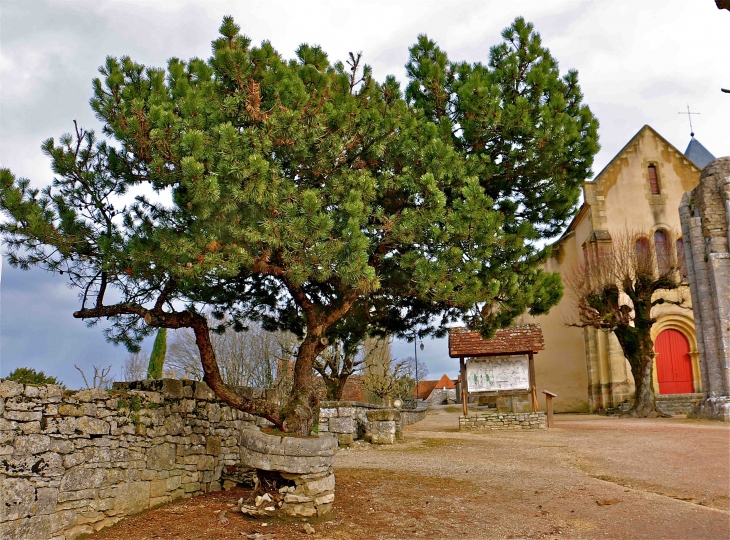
top-left (655, 329), bottom-right (694, 394)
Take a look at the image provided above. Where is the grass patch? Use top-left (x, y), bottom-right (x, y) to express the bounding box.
top-left (443, 406), bottom-right (463, 413)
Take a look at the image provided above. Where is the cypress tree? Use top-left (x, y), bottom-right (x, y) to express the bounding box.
top-left (147, 328), bottom-right (167, 380)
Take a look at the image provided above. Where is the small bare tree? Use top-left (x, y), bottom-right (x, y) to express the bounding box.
top-left (75, 364), bottom-right (115, 389)
top-left (565, 229), bottom-right (686, 417)
top-left (122, 351), bottom-right (149, 381)
top-left (166, 320), bottom-right (298, 388)
top-left (361, 337), bottom-right (408, 405)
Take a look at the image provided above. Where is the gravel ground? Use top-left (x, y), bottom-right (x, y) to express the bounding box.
top-left (92, 408), bottom-right (730, 540)
top-left (335, 408), bottom-right (730, 539)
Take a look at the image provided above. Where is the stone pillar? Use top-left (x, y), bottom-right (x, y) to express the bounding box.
top-left (679, 156), bottom-right (730, 421)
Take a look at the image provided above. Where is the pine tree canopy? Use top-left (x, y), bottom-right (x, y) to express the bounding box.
top-left (0, 16), bottom-right (598, 430)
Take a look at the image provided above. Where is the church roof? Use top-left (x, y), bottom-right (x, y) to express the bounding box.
top-left (448, 324), bottom-right (544, 357)
top-left (684, 137), bottom-right (715, 169)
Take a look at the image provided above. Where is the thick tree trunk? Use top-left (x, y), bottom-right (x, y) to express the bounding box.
top-left (281, 332), bottom-right (326, 436)
top-left (615, 326), bottom-right (658, 417)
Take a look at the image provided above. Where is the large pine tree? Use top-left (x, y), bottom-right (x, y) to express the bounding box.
top-left (0, 16), bottom-right (597, 434)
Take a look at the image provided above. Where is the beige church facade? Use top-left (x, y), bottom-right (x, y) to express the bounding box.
top-left (524, 125), bottom-right (713, 412)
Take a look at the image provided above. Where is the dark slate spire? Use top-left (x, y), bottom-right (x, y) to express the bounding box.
top-left (684, 137), bottom-right (716, 169)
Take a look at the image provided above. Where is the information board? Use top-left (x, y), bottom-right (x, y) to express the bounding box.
top-left (466, 355), bottom-right (530, 393)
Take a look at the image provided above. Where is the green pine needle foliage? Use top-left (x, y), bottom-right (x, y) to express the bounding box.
top-left (0, 14), bottom-right (599, 362)
top-left (7, 367), bottom-right (64, 387)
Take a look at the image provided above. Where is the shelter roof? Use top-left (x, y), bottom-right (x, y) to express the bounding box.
top-left (448, 324), bottom-right (544, 357)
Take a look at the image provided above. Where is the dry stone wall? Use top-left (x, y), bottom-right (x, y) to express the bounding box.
top-left (318, 401), bottom-right (427, 445)
top-left (0, 378), bottom-right (261, 540)
top-left (459, 412), bottom-right (546, 431)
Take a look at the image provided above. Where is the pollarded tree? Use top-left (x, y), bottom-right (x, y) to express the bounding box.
top-left (566, 230), bottom-right (687, 417)
top-left (0, 16), bottom-right (597, 434)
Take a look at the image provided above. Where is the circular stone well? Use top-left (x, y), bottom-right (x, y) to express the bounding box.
top-left (239, 427), bottom-right (338, 519)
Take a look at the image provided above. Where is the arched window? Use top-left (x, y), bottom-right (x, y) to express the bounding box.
top-left (654, 229), bottom-right (670, 275)
top-left (676, 237), bottom-right (687, 279)
top-left (635, 237), bottom-right (651, 269)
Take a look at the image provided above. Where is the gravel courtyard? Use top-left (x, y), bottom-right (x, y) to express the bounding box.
top-left (93, 408), bottom-right (730, 540)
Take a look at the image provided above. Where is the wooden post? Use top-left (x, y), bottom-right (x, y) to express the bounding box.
top-left (460, 356), bottom-right (468, 417)
top-left (528, 351), bottom-right (538, 412)
top-left (542, 390), bottom-right (557, 428)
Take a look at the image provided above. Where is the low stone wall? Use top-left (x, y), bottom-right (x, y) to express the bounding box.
top-left (656, 393), bottom-right (704, 416)
top-left (401, 407), bottom-right (427, 426)
top-left (318, 401), bottom-right (427, 445)
top-left (0, 378), bottom-right (260, 540)
top-left (459, 412), bottom-right (546, 431)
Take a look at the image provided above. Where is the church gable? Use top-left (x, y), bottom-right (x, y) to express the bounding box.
top-left (585, 125), bottom-right (700, 232)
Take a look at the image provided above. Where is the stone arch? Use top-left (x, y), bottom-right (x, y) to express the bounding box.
top-left (650, 313), bottom-right (701, 393)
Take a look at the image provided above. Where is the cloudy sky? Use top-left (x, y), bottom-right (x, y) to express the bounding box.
top-left (1, 0), bottom-right (728, 388)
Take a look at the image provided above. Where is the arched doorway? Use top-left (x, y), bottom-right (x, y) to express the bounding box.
top-left (654, 329), bottom-right (693, 394)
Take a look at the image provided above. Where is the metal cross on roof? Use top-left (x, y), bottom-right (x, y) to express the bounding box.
top-left (678, 104), bottom-right (700, 137)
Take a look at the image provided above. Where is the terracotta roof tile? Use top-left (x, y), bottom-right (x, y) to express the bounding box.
top-left (448, 324), bottom-right (544, 357)
top-left (434, 374), bottom-right (456, 389)
top-left (414, 379), bottom-right (438, 400)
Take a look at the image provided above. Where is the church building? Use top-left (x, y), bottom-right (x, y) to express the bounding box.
top-left (524, 125), bottom-right (715, 412)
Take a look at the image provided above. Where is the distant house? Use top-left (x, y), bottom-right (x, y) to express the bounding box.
top-left (415, 374), bottom-right (458, 404)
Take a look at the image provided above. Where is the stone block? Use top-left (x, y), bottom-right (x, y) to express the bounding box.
top-left (147, 443), bottom-right (176, 470)
top-left (4, 410), bottom-right (42, 422)
top-left (0, 477), bottom-right (36, 520)
top-left (314, 492), bottom-right (335, 505)
top-left (14, 434), bottom-right (51, 455)
top-left (150, 479), bottom-right (168, 498)
top-left (368, 431), bottom-right (395, 445)
top-left (0, 418), bottom-right (17, 431)
top-left (197, 455), bottom-right (216, 471)
top-left (337, 407), bottom-right (356, 418)
top-left (193, 381), bottom-right (215, 400)
top-left (328, 417), bottom-right (355, 434)
top-left (84, 446), bottom-right (112, 463)
top-left (76, 417), bottom-right (109, 435)
top-left (19, 421), bottom-right (42, 434)
top-left (160, 378), bottom-right (184, 399)
top-left (366, 409), bottom-right (396, 422)
top-left (0, 379), bottom-right (24, 398)
top-left (334, 433), bottom-right (354, 446)
top-left (319, 408), bottom-right (337, 419)
top-left (164, 414), bottom-right (184, 436)
top-left (206, 435), bottom-right (222, 456)
top-left (114, 481), bottom-right (150, 515)
top-left (60, 466), bottom-right (106, 491)
top-left (304, 473), bottom-right (335, 496)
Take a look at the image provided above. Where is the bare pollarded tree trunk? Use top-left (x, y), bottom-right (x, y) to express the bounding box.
top-left (566, 229), bottom-right (687, 417)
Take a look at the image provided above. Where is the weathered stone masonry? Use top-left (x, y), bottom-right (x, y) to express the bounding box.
top-left (679, 156), bottom-right (730, 421)
top-left (0, 378), bottom-right (260, 540)
top-left (318, 401), bottom-right (427, 446)
top-left (459, 412), bottom-right (546, 431)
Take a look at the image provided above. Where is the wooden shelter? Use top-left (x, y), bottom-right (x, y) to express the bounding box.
top-left (448, 325), bottom-right (545, 416)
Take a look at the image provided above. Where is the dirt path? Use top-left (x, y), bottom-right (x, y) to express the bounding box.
top-left (92, 410), bottom-right (730, 540)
